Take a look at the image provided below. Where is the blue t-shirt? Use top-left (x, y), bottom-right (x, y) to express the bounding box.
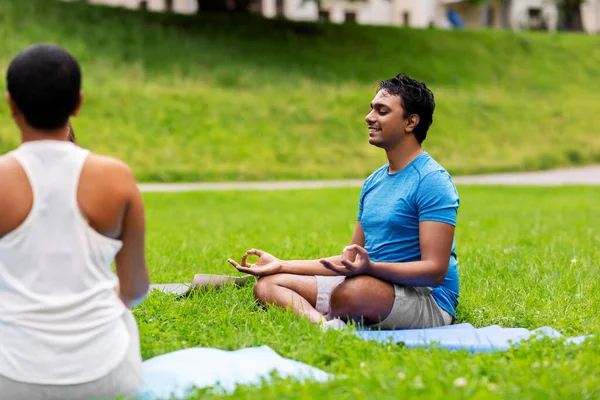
top-left (357, 151), bottom-right (460, 317)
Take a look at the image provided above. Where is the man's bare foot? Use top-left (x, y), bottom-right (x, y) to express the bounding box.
top-left (322, 319), bottom-right (348, 331)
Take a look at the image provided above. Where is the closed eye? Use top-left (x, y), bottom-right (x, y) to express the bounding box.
top-left (370, 102), bottom-right (391, 115)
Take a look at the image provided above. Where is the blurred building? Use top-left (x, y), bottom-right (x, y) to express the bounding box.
top-left (62, 0), bottom-right (198, 14)
top-left (60, 0), bottom-right (600, 33)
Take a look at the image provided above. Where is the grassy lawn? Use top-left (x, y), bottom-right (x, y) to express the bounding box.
top-left (1, 1), bottom-right (600, 182)
top-left (136, 186), bottom-right (600, 399)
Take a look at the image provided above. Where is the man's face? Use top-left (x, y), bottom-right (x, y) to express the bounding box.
top-left (364, 90), bottom-right (408, 149)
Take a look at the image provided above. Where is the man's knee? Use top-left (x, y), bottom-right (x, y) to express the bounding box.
top-left (253, 275), bottom-right (278, 303)
top-left (253, 274), bottom-right (318, 308)
top-left (253, 274), bottom-right (298, 303)
top-left (329, 277), bottom-right (362, 318)
top-left (329, 276), bottom-right (394, 322)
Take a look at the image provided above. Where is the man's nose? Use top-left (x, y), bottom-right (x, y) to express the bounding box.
top-left (365, 110), bottom-right (375, 123)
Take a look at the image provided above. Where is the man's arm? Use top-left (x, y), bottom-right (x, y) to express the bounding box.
top-left (229, 221), bottom-right (365, 276)
top-left (321, 171), bottom-right (459, 285)
top-left (113, 166), bottom-right (150, 308)
top-left (280, 221), bottom-right (365, 275)
top-left (320, 221), bottom-right (454, 286)
top-left (365, 221), bottom-right (454, 286)
top-left (365, 170), bottom-right (459, 286)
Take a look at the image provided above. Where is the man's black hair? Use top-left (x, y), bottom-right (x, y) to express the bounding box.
top-left (378, 73), bottom-right (435, 144)
top-left (7, 43), bottom-right (81, 130)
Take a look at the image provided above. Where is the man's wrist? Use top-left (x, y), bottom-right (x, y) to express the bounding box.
top-left (279, 260), bottom-right (291, 274)
top-left (365, 260), bottom-right (376, 275)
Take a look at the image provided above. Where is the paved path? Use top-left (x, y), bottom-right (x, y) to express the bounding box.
top-left (138, 165), bottom-right (600, 193)
top-left (452, 165), bottom-right (600, 186)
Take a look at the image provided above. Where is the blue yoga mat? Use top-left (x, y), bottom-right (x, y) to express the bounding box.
top-left (136, 345), bottom-right (331, 400)
top-left (355, 323), bottom-right (591, 352)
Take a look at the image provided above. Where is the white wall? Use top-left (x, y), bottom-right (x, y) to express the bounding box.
top-left (321, 0), bottom-right (440, 27)
top-left (317, 0), bottom-right (436, 26)
top-left (417, 0), bottom-right (441, 27)
top-left (581, 0), bottom-right (600, 33)
top-left (262, 0), bottom-right (276, 18)
top-left (392, 0), bottom-right (421, 27)
top-left (262, 0), bottom-right (318, 21)
top-left (145, 0), bottom-right (196, 13)
top-left (510, 0), bottom-right (558, 31)
top-left (326, 3), bottom-right (347, 24)
top-left (287, 0), bottom-right (319, 21)
top-left (175, 0), bottom-right (197, 14)
top-left (355, 0), bottom-right (394, 26)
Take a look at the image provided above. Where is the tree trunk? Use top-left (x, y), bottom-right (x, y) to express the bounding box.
top-left (231, 0), bottom-right (252, 13)
top-left (197, 0), bottom-right (229, 12)
top-left (196, 0), bottom-right (251, 13)
top-left (481, 0), bottom-right (490, 27)
top-left (501, 0), bottom-right (511, 29)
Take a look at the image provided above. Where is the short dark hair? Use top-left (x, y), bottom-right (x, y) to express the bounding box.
top-left (378, 73), bottom-right (435, 144)
top-left (7, 43), bottom-right (81, 130)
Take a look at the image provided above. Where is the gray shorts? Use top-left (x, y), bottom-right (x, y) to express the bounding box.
top-left (315, 275), bottom-right (453, 330)
top-left (0, 309), bottom-right (143, 400)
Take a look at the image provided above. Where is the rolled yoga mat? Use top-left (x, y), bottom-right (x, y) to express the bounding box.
top-left (149, 274), bottom-right (252, 295)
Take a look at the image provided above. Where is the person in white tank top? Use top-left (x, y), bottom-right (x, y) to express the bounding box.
top-left (0, 44), bottom-right (150, 399)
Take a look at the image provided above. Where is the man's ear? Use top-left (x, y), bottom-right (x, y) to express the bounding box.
top-left (405, 114), bottom-right (420, 134)
top-left (6, 92), bottom-right (20, 117)
top-left (71, 91), bottom-right (83, 117)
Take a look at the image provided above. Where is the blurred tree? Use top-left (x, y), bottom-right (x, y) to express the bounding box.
top-left (196, 0), bottom-right (253, 13)
top-left (555, 0), bottom-right (585, 31)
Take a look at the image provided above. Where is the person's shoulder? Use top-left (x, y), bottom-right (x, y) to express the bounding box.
top-left (413, 153), bottom-right (458, 196)
top-left (409, 153), bottom-right (453, 185)
top-left (412, 152), bottom-right (452, 178)
top-left (0, 153), bottom-right (16, 169)
top-left (86, 153), bottom-right (133, 174)
top-left (83, 152), bottom-right (138, 192)
top-left (0, 152), bottom-right (25, 181)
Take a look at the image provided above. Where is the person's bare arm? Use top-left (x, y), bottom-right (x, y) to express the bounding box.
top-left (228, 221), bottom-right (365, 276)
top-left (321, 221), bottom-right (454, 286)
top-left (0, 155), bottom-right (33, 238)
top-left (281, 221), bottom-right (365, 275)
top-left (114, 167), bottom-right (149, 308)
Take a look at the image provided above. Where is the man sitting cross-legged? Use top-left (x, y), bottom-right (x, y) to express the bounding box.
top-left (229, 73), bottom-right (460, 330)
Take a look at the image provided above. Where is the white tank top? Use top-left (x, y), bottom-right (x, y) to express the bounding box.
top-left (0, 141), bottom-right (130, 385)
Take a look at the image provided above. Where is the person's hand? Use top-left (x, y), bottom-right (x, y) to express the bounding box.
top-left (319, 244), bottom-right (372, 277)
top-left (228, 249), bottom-right (283, 277)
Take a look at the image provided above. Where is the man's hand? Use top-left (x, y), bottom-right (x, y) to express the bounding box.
top-left (319, 244), bottom-right (372, 277)
top-left (228, 249), bottom-right (283, 277)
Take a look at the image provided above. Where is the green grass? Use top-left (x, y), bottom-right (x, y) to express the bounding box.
top-left (1, 0), bottom-right (600, 182)
top-left (136, 186), bottom-right (600, 399)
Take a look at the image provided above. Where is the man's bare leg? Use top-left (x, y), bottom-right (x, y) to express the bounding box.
top-left (253, 274), bottom-right (327, 324)
top-left (328, 276), bottom-right (395, 325)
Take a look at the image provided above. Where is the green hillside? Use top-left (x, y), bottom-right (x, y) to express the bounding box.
top-left (1, 0), bottom-right (599, 182)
